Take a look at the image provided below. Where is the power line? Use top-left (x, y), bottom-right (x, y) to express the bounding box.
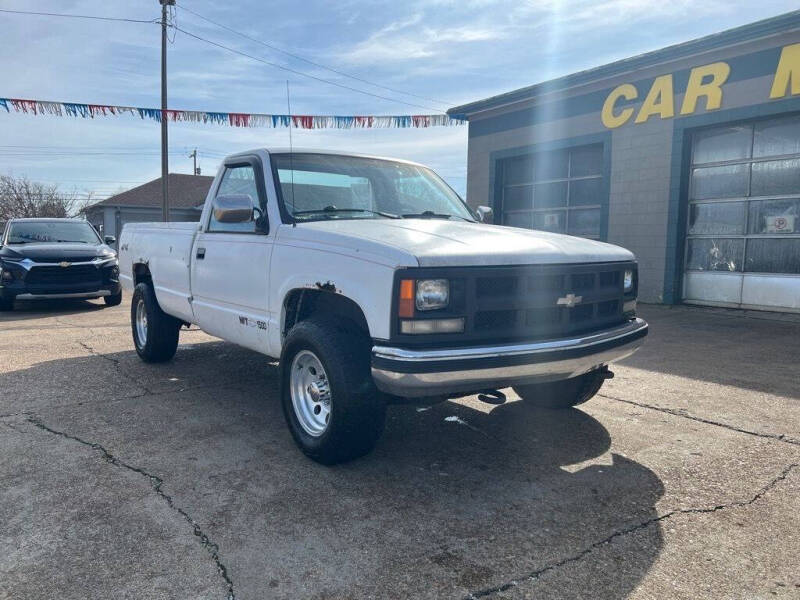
top-left (172, 25), bottom-right (444, 113)
top-left (0, 8), bottom-right (158, 24)
top-left (176, 3), bottom-right (452, 108)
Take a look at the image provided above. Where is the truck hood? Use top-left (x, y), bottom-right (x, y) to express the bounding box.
top-left (287, 219), bottom-right (634, 267)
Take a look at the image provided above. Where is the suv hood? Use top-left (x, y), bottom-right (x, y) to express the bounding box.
top-left (0, 242), bottom-right (113, 262)
top-left (285, 219), bottom-right (633, 267)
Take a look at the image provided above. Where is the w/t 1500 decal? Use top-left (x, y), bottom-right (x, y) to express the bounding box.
top-left (239, 316), bottom-right (267, 330)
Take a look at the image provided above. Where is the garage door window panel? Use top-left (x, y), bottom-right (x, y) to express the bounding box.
top-left (534, 181), bottom-right (567, 208)
top-left (688, 202), bottom-right (746, 235)
top-left (692, 126), bottom-right (752, 164)
top-left (502, 185), bottom-right (533, 212)
top-left (750, 158), bottom-right (800, 197)
top-left (532, 210), bottom-right (566, 233)
top-left (747, 199), bottom-right (800, 234)
top-left (569, 177), bottom-right (604, 206)
top-left (686, 238), bottom-right (743, 272)
top-left (505, 212), bottom-right (533, 229)
top-left (690, 164), bottom-right (749, 200)
top-left (534, 150), bottom-right (569, 180)
top-left (745, 238), bottom-right (800, 274)
top-left (567, 208), bottom-right (601, 237)
top-left (753, 118), bottom-right (800, 157)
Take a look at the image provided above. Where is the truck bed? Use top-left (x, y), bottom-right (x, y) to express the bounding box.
top-left (118, 222), bottom-right (198, 323)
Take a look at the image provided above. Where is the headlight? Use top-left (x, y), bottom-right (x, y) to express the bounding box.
top-left (623, 269), bottom-right (634, 292)
top-left (416, 279), bottom-right (449, 311)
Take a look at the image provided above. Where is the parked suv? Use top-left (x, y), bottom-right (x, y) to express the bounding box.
top-left (0, 218), bottom-right (122, 311)
top-left (119, 149), bottom-right (647, 464)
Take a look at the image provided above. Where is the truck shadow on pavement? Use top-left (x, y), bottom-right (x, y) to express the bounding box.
top-left (2, 340), bottom-right (666, 599)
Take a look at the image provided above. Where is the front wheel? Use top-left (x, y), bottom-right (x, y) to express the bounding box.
top-left (281, 316), bottom-right (385, 465)
top-left (131, 283), bottom-right (180, 363)
top-left (513, 370), bottom-right (606, 409)
top-left (103, 291), bottom-right (123, 306)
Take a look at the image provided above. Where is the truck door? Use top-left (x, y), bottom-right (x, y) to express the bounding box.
top-left (190, 157), bottom-right (273, 353)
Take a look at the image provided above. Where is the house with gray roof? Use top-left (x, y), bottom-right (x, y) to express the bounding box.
top-left (84, 173), bottom-right (214, 247)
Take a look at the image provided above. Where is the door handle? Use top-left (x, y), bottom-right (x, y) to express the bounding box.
top-left (196, 247), bottom-right (206, 259)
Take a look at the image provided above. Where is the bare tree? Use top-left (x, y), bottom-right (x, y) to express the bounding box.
top-left (0, 175), bottom-right (89, 221)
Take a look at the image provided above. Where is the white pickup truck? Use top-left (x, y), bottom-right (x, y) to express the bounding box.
top-left (119, 149), bottom-right (647, 464)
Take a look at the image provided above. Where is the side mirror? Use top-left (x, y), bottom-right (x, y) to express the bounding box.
top-left (476, 205), bottom-right (494, 223)
top-left (104, 235), bottom-right (116, 246)
top-left (213, 194), bottom-right (254, 223)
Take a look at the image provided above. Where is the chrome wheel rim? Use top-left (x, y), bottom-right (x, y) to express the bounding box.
top-left (290, 350), bottom-right (331, 437)
top-left (135, 298), bottom-right (148, 349)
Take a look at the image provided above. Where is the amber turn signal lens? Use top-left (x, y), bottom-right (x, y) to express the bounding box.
top-left (398, 279), bottom-right (415, 318)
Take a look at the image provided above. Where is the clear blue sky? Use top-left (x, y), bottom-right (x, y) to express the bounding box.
top-left (0, 0), bottom-right (798, 201)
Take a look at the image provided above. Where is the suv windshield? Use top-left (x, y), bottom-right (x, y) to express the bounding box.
top-left (5, 221), bottom-right (101, 245)
top-left (271, 153), bottom-right (475, 223)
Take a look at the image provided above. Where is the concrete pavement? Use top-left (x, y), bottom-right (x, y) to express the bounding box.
top-left (1, 299), bottom-right (798, 599)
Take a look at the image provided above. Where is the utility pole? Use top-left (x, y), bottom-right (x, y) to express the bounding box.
top-left (159, 0), bottom-right (175, 221)
top-left (189, 148), bottom-right (198, 175)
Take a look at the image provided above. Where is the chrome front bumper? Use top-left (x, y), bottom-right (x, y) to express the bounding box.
top-left (371, 317), bottom-right (648, 398)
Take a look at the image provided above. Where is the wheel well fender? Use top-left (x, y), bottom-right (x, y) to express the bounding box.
top-left (282, 288), bottom-right (370, 340)
top-left (132, 263), bottom-right (152, 286)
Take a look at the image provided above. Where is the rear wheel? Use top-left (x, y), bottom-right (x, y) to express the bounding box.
top-left (131, 282), bottom-right (180, 363)
top-left (513, 370), bottom-right (606, 409)
top-left (104, 291), bottom-right (123, 306)
top-left (281, 316), bottom-right (385, 464)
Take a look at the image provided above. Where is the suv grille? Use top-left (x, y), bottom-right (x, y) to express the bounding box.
top-left (393, 262), bottom-right (634, 346)
top-left (25, 264), bottom-right (102, 292)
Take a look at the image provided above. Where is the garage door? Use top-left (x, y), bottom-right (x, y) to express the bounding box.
top-left (498, 144), bottom-right (604, 239)
top-left (683, 115), bottom-right (800, 312)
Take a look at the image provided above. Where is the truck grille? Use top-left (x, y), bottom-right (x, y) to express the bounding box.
top-left (392, 262), bottom-right (634, 347)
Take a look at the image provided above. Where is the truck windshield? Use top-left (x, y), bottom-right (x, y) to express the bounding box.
top-left (5, 221), bottom-right (100, 245)
top-left (271, 153), bottom-right (475, 223)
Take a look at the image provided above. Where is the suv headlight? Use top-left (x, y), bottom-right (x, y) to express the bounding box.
top-left (416, 279), bottom-right (449, 311)
top-left (623, 269), bottom-right (634, 292)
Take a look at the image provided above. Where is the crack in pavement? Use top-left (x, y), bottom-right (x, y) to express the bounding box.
top-left (464, 461), bottom-right (798, 599)
top-left (600, 393), bottom-right (800, 446)
top-left (25, 416), bottom-right (236, 600)
top-left (77, 340), bottom-right (156, 396)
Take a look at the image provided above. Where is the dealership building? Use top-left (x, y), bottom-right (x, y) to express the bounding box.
top-left (449, 11), bottom-right (800, 312)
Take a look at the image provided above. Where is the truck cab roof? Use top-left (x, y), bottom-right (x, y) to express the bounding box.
top-left (226, 148), bottom-right (427, 168)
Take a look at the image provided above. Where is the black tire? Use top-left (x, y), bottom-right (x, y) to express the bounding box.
top-left (513, 370), bottom-right (606, 409)
top-left (280, 316), bottom-right (385, 465)
top-left (0, 297), bottom-right (13, 311)
top-left (104, 291), bottom-right (123, 306)
top-left (131, 282), bottom-right (180, 363)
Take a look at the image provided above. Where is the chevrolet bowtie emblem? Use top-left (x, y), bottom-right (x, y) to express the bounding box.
top-left (557, 293), bottom-right (582, 308)
top-left (59, 261), bottom-right (71, 268)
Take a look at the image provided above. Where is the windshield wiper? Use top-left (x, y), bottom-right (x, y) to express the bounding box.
top-left (401, 210), bottom-right (472, 222)
top-left (293, 206), bottom-right (400, 219)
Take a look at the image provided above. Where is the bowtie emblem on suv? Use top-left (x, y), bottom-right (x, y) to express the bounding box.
top-left (59, 261), bottom-right (71, 268)
top-left (557, 293), bottom-right (582, 308)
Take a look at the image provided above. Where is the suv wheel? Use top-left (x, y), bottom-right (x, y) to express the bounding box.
top-left (131, 283), bottom-right (180, 363)
top-left (104, 291), bottom-right (123, 307)
top-left (513, 370), bottom-right (606, 409)
top-left (281, 316), bottom-right (385, 464)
